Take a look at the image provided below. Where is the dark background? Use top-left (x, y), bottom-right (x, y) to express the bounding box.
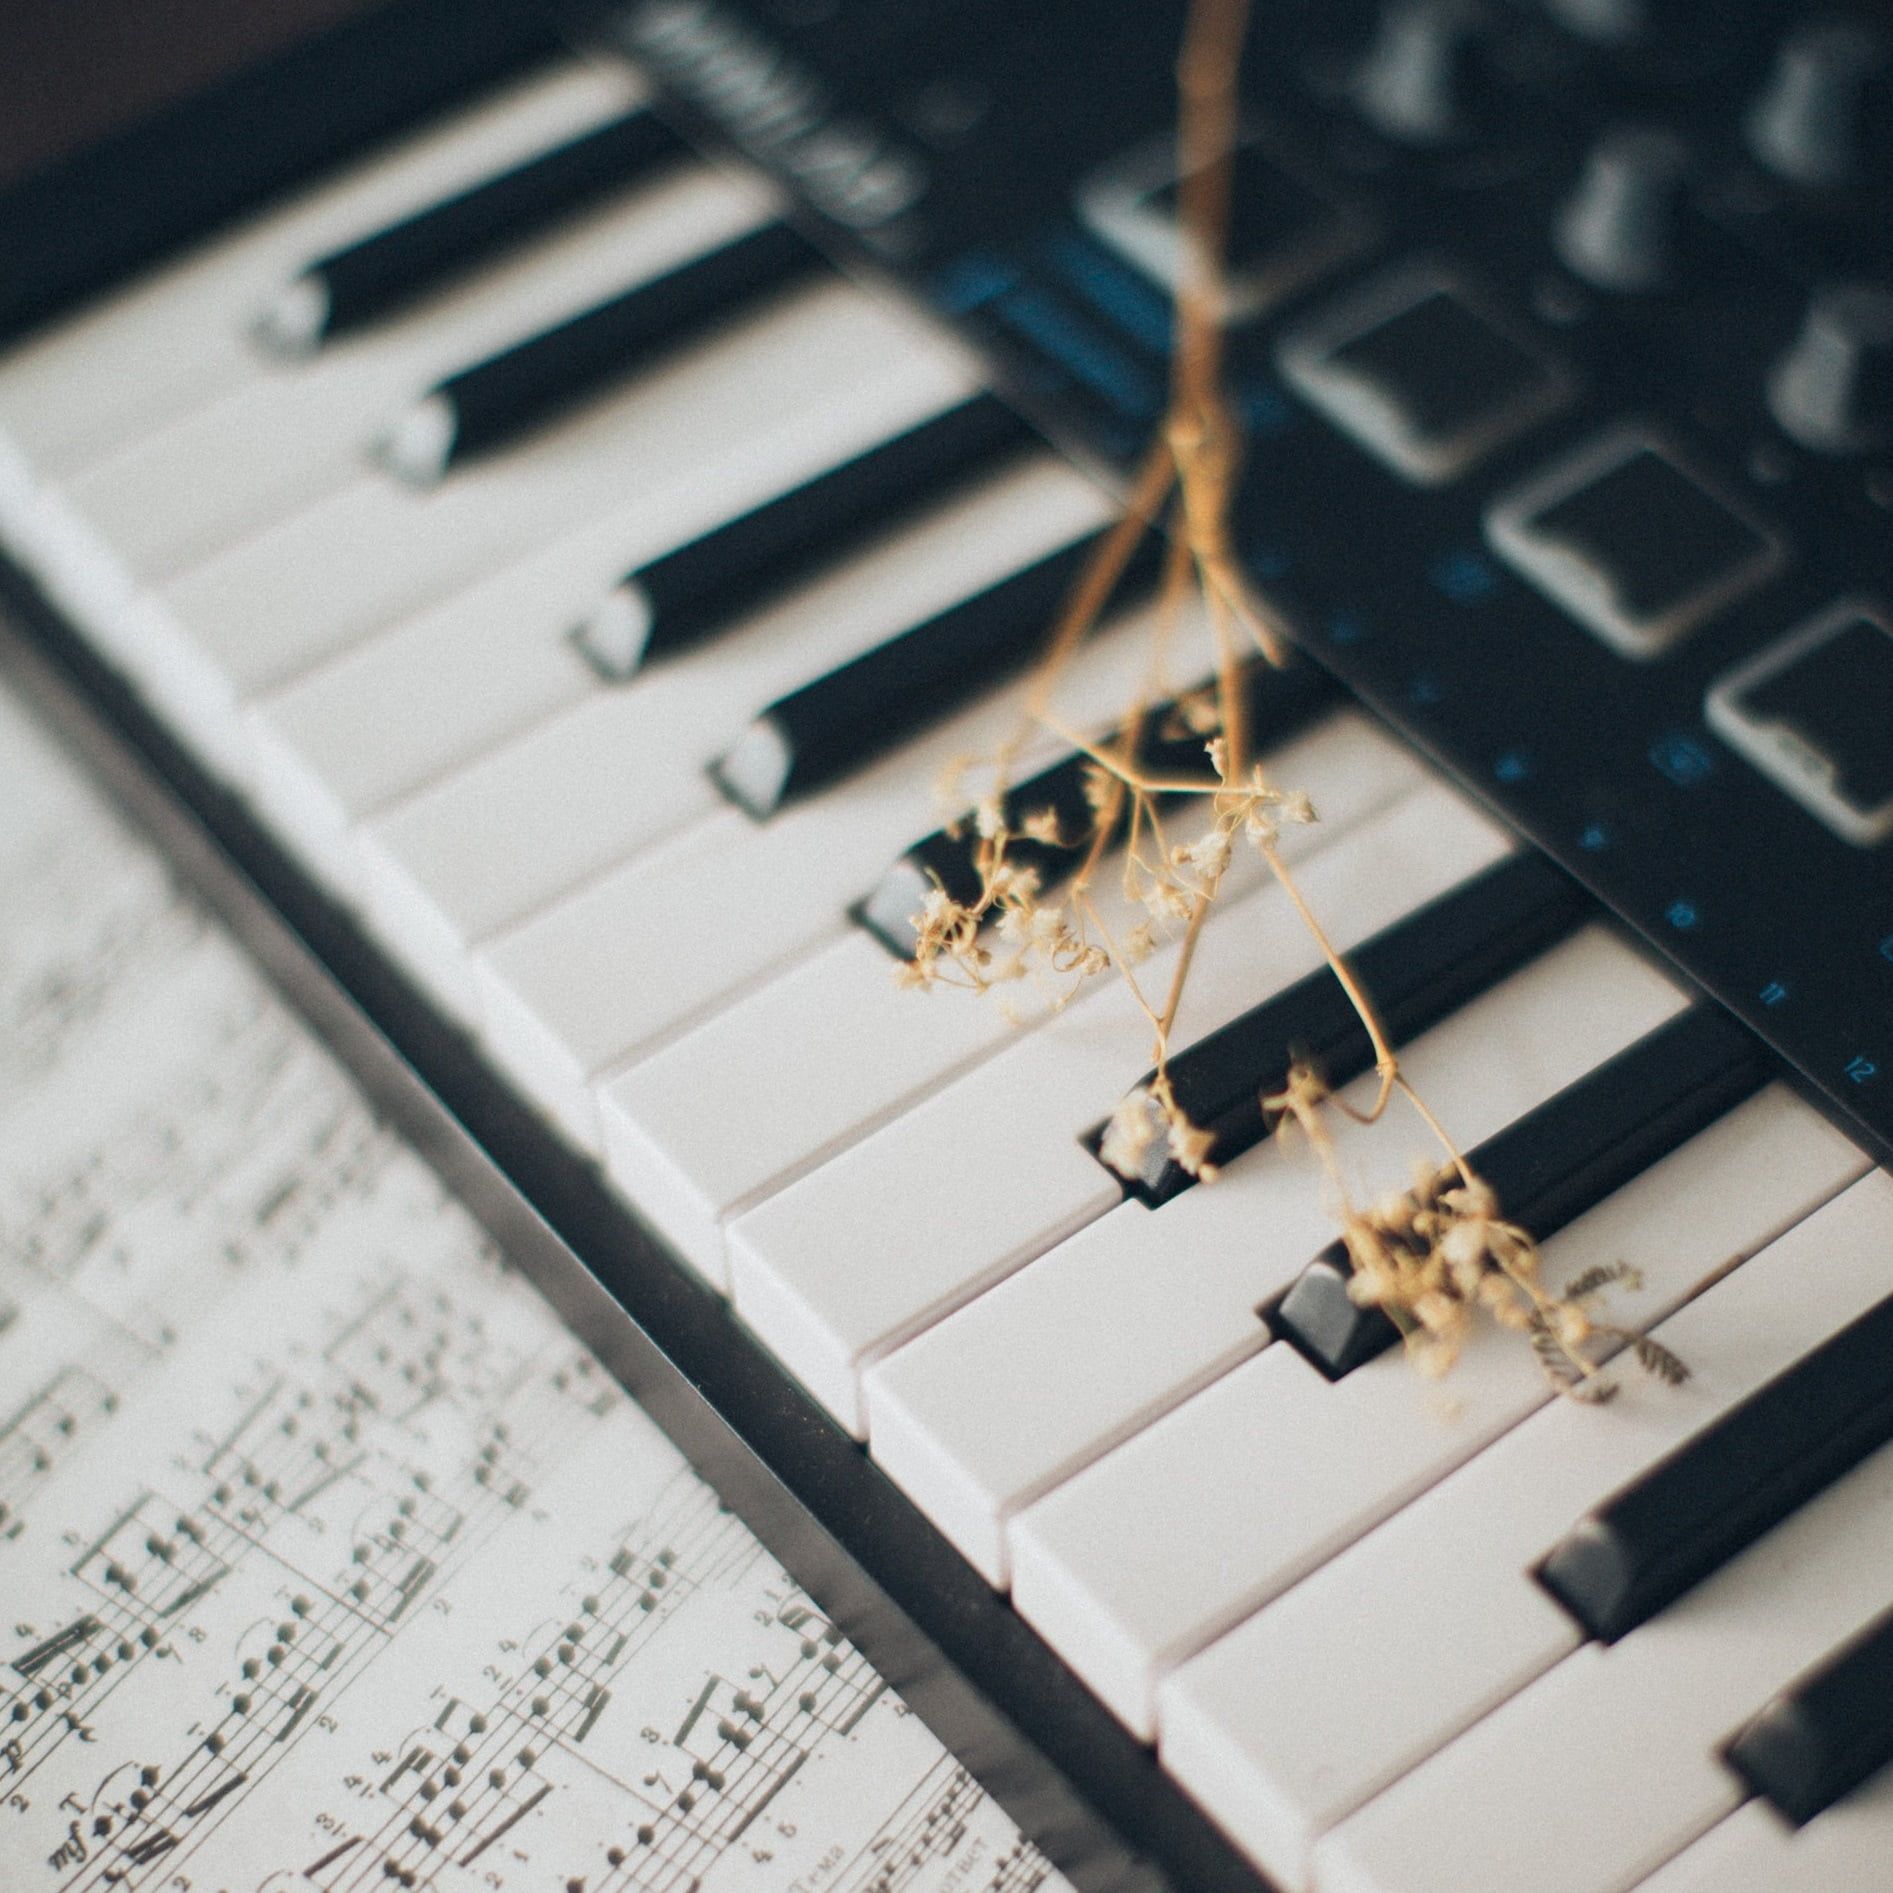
top-left (0, 0), bottom-right (381, 187)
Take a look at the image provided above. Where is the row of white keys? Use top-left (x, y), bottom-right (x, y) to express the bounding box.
top-left (34, 164), bottom-right (772, 592)
top-left (1316, 1239), bottom-right (1893, 1893)
top-left (1633, 1770), bottom-right (1893, 1893)
top-left (0, 61), bottom-right (639, 499)
top-left (1009, 1079), bottom-right (1871, 1742)
top-left (866, 921), bottom-right (1687, 1591)
top-left (595, 710), bottom-right (1424, 1288)
top-left (100, 277), bottom-right (941, 784)
top-left (473, 552), bottom-right (1155, 1142)
top-left (242, 321), bottom-right (980, 890)
top-left (724, 782), bottom-right (1515, 1437)
top-left (351, 454), bottom-right (1105, 1024)
top-left (1159, 1140), bottom-right (1879, 1889)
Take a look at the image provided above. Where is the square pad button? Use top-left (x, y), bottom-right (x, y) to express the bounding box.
top-left (1276, 265), bottom-right (1571, 483)
top-left (1707, 599), bottom-right (1893, 846)
top-left (1081, 133), bottom-right (1371, 323)
top-left (1486, 426), bottom-right (1785, 658)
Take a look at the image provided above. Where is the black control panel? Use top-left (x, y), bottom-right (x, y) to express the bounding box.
top-left (596, 0), bottom-right (1893, 1167)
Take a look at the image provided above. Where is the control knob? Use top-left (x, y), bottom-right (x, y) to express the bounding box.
top-left (1354, 0), bottom-right (1480, 146)
top-left (1746, 21), bottom-right (1887, 188)
top-left (1767, 282), bottom-right (1893, 453)
top-left (1542, 0), bottom-right (1643, 47)
top-left (1554, 127), bottom-right (1691, 292)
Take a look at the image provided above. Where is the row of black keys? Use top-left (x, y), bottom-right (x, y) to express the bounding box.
top-left (855, 608), bottom-right (1893, 1840)
top-left (276, 78), bottom-right (1893, 1830)
top-left (1087, 806), bottom-right (1893, 1831)
top-left (266, 92), bottom-right (1195, 819)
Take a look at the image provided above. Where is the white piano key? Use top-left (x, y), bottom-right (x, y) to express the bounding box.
top-left (596, 712), bottom-right (1422, 1287)
top-left (1158, 1138), bottom-right (1880, 1890)
top-left (242, 331), bottom-right (974, 890)
top-left (1315, 1415), bottom-right (1893, 1893)
top-left (866, 922), bottom-right (1686, 1588)
top-left (102, 279), bottom-right (936, 783)
top-left (725, 782), bottom-right (1513, 1438)
top-left (356, 456), bottom-right (1108, 1020)
top-left (43, 165), bottom-right (770, 588)
top-left (1632, 1774), bottom-right (1893, 1893)
top-left (476, 575), bottom-right (1151, 1146)
top-left (0, 63), bottom-right (638, 493)
top-left (594, 711), bottom-right (1423, 1287)
top-left (1008, 1089), bottom-right (1874, 1742)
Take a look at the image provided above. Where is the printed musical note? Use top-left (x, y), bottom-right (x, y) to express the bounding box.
top-left (0, 649), bottom-right (1067, 1893)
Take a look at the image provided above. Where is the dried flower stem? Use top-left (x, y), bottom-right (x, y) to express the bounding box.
top-left (899, 0), bottom-right (1681, 1398)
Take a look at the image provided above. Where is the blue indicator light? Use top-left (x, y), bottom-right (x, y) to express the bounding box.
top-left (1248, 542), bottom-right (1291, 580)
top-left (1494, 751), bottom-right (1531, 784)
top-left (994, 286), bottom-right (1161, 418)
top-left (1431, 550), bottom-right (1499, 604)
top-left (1759, 981), bottom-right (1790, 1008)
top-left (1041, 231), bottom-right (1173, 355)
top-left (1880, 933), bottom-right (1893, 964)
top-left (1845, 1055), bottom-right (1879, 1085)
top-left (1328, 611), bottom-right (1366, 646)
top-left (933, 254), bottom-right (1018, 313)
top-left (1409, 674), bottom-right (1445, 707)
top-left (1650, 733), bottom-right (1715, 788)
top-left (1578, 822), bottom-right (1610, 852)
top-left (1666, 899), bottom-right (1699, 931)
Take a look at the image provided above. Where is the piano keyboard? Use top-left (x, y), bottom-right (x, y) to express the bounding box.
top-left (2, 6), bottom-right (1889, 1889)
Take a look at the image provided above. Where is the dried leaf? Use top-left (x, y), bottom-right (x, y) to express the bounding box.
top-left (1633, 1334), bottom-right (1691, 1386)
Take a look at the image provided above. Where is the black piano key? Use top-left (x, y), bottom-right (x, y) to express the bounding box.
top-left (1535, 1293), bottom-right (1893, 1644)
top-left (712, 528), bottom-right (1162, 819)
top-left (1110, 851), bottom-right (1590, 1206)
top-left (255, 109), bottom-right (689, 354)
top-left (855, 653), bottom-right (1344, 958)
top-left (574, 392), bottom-right (1037, 679)
top-left (1725, 1603), bottom-right (1893, 1826)
top-left (1275, 1000), bottom-right (1773, 1379)
top-left (376, 217), bottom-right (822, 482)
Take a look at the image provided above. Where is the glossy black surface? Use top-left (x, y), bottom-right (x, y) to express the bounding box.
top-left (295, 106), bottom-right (689, 343)
top-left (1725, 1602), bottom-right (1893, 1826)
top-left (628, 390), bottom-right (1036, 666)
top-left (713, 528), bottom-right (1158, 818)
top-left (423, 215), bottom-right (821, 468)
top-left (1536, 1291), bottom-right (1893, 1643)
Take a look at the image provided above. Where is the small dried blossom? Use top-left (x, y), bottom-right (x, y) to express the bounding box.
top-left (1266, 1064), bottom-right (1687, 1399)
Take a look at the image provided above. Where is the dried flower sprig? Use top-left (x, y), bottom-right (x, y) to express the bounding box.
top-left (1267, 1063), bottom-right (1691, 1399)
top-left (896, 0), bottom-right (1679, 1398)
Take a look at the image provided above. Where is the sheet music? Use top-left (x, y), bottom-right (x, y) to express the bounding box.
top-left (0, 677), bottom-right (1067, 1893)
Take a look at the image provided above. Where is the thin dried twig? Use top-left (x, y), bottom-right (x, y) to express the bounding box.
top-left (896, 0), bottom-right (1681, 1398)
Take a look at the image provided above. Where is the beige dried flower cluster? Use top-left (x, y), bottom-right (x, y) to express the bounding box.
top-left (1267, 1064), bottom-right (1690, 1398)
top-left (893, 0), bottom-right (1679, 1400)
top-left (900, 732), bottom-right (1315, 1030)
